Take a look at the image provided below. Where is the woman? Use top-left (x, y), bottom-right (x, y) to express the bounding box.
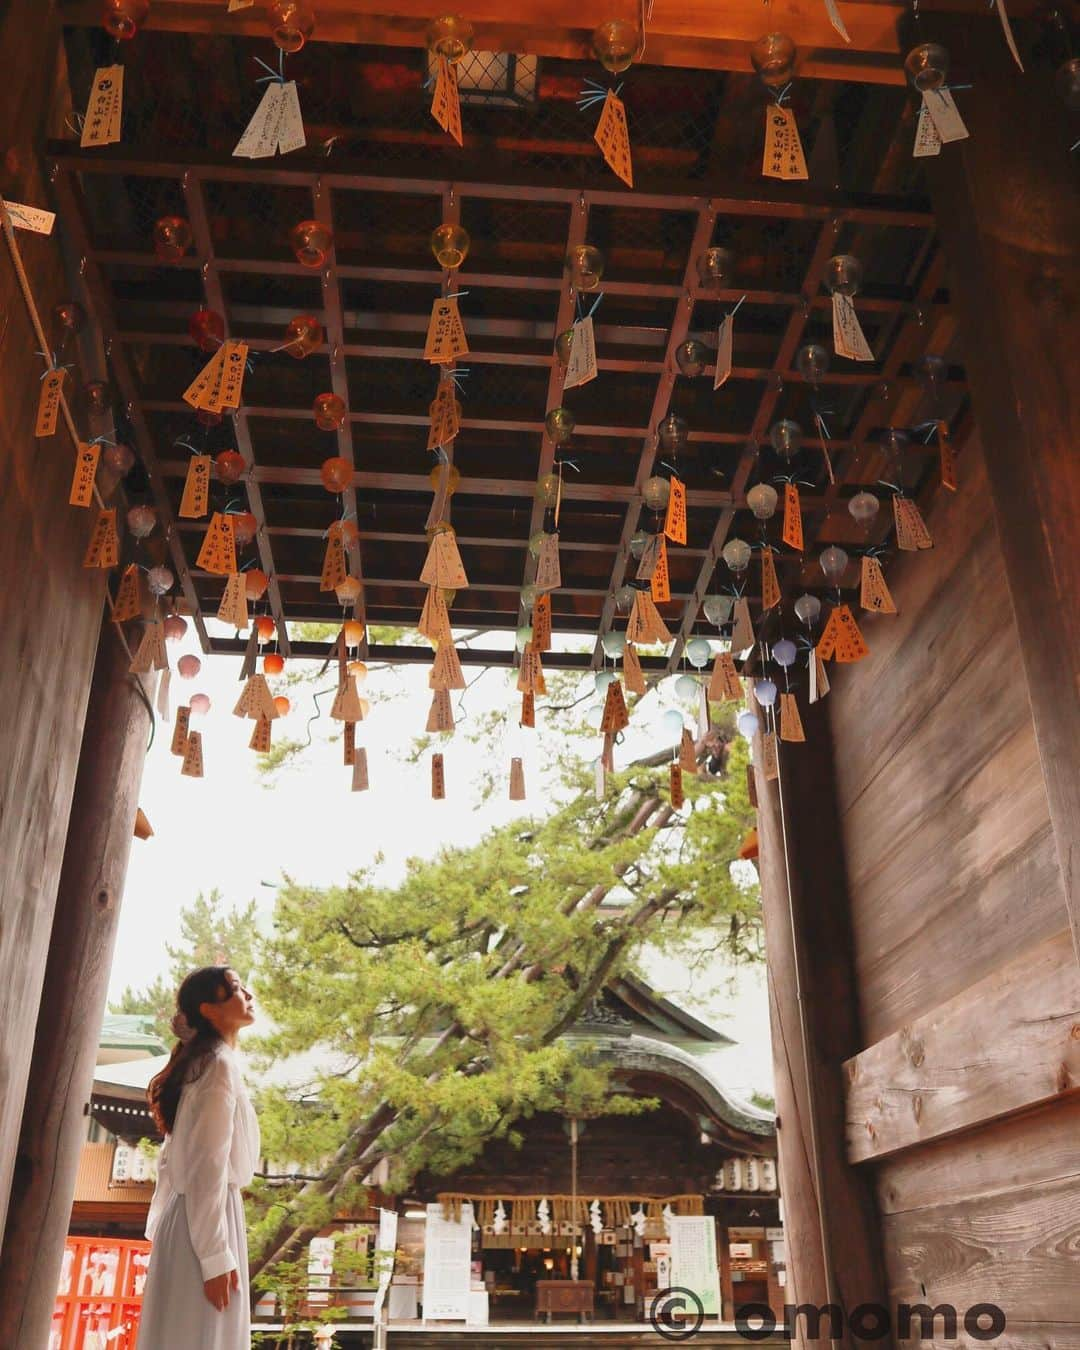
top-left (138, 966), bottom-right (260, 1349)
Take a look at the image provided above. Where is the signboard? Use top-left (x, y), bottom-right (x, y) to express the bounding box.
top-left (668, 1216), bottom-right (722, 1318)
top-left (422, 1202), bottom-right (473, 1321)
top-left (372, 1208), bottom-right (399, 1320)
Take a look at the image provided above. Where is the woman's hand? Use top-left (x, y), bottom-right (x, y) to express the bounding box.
top-left (203, 1269), bottom-right (239, 1310)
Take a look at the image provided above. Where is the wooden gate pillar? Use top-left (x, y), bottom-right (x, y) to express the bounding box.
top-left (921, 13), bottom-right (1080, 960)
top-left (754, 703), bottom-right (889, 1348)
top-left (0, 622), bottom-right (152, 1347)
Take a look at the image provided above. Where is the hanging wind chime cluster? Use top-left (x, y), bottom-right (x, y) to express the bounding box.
top-left (26, 0), bottom-right (1040, 800)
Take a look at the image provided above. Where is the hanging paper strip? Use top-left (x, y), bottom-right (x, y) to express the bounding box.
top-left (622, 642), bottom-right (646, 696)
top-left (762, 730), bottom-right (779, 781)
top-left (532, 593), bottom-right (552, 652)
top-left (234, 673), bottom-right (278, 721)
top-left (600, 678), bottom-right (630, 733)
top-left (893, 496), bottom-right (933, 551)
top-left (922, 89), bottom-right (969, 144)
top-left (171, 706), bottom-right (191, 757)
top-left (809, 647), bottom-right (831, 704)
top-left (112, 564), bottom-right (142, 623)
top-left (762, 105), bottom-right (807, 181)
top-left (730, 598), bottom-right (755, 653)
top-left (330, 675), bottom-right (365, 721)
top-left (218, 573), bottom-right (249, 631)
top-left (179, 454), bottom-right (212, 519)
top-left (431, 57), bottom-right (463, 145)
top-left (82, 508), bottom-right (119, 569)
top-left (860, 556), bottom-right (897, 614)
top-left (426, 686), bottom-right (455, 733)
top-left (650, 537), bottom-right (671, 604)
top-left (430, 640), bottom-right (467, 691)
top-left (594, 89), bottom-right (633, 188)
top-left (520, 689), bottom-right (535, 728)
top-left (534, 533), bottom-right (561, 593)
top-left (564, 316), bottom-right (598, 390)
top-left (761, 548), bottom-right (781, 610)
top-left (779, 692), bottom-right (806, 743)
top-left (832, 293), bottom-right (873, 362)
top-left (196, 512), bottom-right (237, 576)
top-left (321, 526), bottom-right (348, 592)
top-left (817, 604), bottom-right (869, 663)
top-left (669, 762), bottom-right (685, 809)
top-left (627, 592), bottom-right (672, 646)
top-left (352, 746), bottom-right (370, 792)
top-left (420, 529), bottom-right (469, 589)
top-left (180, 729), bottom-right (204, 778)
top-left (128, 621), bottom-right (168, 674)
top-left (249, 714), bottom-right (272, 753)
top-left (517, 642), bottom-right (543, 694)
top-left (509, 757), bottom-right (526, 801)
top-left (679, 728), bottom-right (697, 774)
top-left (418, 586), bottom-right (453, 644)
top-left (81, 66), bottom-right (123, 149)
top-left (431, 752), bottom-right (447, 799)
top-left (35, 369), bottom-right (64, 438)
top-left (937, 421), bottom-right (957, 492)
top-left (424, 296), bottom-right (469, 364)
top-left (664, 476), bottom-right (687, 546)
top-left (782, 484), bottom-right (804, 552)
top-left (636, 532), bottom-right (661, 582)
top-left (714, 313), bottom-right (733, 389)
top-left (427, 382), bottom-right (461, 450)
top-left (343, 721), bottom-right (356, 766)
top-left (708, 651), bottom-right (743, 702)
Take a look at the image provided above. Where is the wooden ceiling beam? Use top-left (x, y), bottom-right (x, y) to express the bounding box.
top-left (589, 200), bottom-right (719, 670)
top-left (311, 174), bottom-right (369, 650)
top-left (58, 0), bottom-right (917, 82)
top-left (208, 637), bottom-right (679, 671)
top-left (48, 147), bottom-right (934, 228)
top-left (181, 169), bottom-right (292, 655)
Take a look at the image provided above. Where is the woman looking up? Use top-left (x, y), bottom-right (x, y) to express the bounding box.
top-left (139, 966), bottom-right (260, 1348)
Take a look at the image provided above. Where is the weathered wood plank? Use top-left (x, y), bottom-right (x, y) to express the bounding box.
top-left (877, 1097), bottom-right (1080, 1216)
top-left (881, 1174), bottom-right (1080, 1324)
top-left (844, 930), bottom-right (1080, 1163)
top-left (926, 14), bottom-right (1080, 965)
top-left (829, 447), bottom-right (1000, 814)
top-left (856, 822), bottom-right (1065, 1045)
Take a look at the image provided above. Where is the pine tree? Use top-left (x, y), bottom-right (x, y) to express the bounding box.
top-left (245, 729), bottom-right (760, 1282)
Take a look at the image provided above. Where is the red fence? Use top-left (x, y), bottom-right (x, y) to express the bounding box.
top-left (52, 1237), bottom-right (151, 1350)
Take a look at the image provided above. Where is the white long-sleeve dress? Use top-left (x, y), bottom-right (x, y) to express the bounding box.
top-left (138, 1042), bottom-right (260, 1349)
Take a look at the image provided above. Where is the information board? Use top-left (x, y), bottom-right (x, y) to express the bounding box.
top-left (668, 1215), bottom-right (722, 1317)
top-left (422, 1202), bottom-right (474, 1321)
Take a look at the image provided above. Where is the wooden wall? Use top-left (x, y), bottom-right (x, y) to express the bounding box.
top-left (833, 436), bottom-right (1079, 1349)
top-left (0, 0), bottom-right (109, 1236)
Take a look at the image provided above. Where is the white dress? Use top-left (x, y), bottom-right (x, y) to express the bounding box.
top-left (138, 1043), bottom-right (260, 1349)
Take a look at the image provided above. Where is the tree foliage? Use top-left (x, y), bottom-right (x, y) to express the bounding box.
top-left (245, 728), bottom-right (760, 1281)
top-left (110, 889), bottom-right (260, 1040)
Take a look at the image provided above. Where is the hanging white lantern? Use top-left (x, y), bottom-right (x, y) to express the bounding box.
top-left (685, 636), bottom-right (712, 668)
top-left (747, 483), bottom-right (779, 520)
top-left (793, 593), bottom-right (821, 627)
top-left (722, 538), bottom-right (751, 573)
top-left (703, 594), bottom-right (733, 626)
top-left (601, 630), bottom-right (626, 658)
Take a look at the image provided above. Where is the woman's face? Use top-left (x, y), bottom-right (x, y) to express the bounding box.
top-left (199, 969), bottom-right (255, 1037)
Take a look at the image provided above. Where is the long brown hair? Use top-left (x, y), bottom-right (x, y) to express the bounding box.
top-left (148, 966), bottom-right (232, 1134)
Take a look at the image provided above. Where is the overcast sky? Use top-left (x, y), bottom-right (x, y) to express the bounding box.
top-left (113, 619), bottom-right (772, 1099)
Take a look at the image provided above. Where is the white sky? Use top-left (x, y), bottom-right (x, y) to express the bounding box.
top-left (113, 619), bottom-right (772, 1099)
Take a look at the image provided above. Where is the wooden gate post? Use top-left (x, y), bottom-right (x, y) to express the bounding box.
top-left (754, 703), bottom-right (890, 1348)
top-left (0, 622), bottom-right (152, 1347)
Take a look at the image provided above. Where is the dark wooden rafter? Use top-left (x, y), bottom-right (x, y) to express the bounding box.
top-left (181, 169), bottom-right (292, 655)
top-left (312, 173), bottom-right (368, 651)
top-left (49, 168), bottom-right (211, 651)
top-left (588, 201), bottom-right (717, 670)
top-left (519, 193), bottom-right (589, 614)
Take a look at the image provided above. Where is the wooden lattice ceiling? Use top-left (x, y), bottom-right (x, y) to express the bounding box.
top-left (51, 22), bottom-right (967, 669)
